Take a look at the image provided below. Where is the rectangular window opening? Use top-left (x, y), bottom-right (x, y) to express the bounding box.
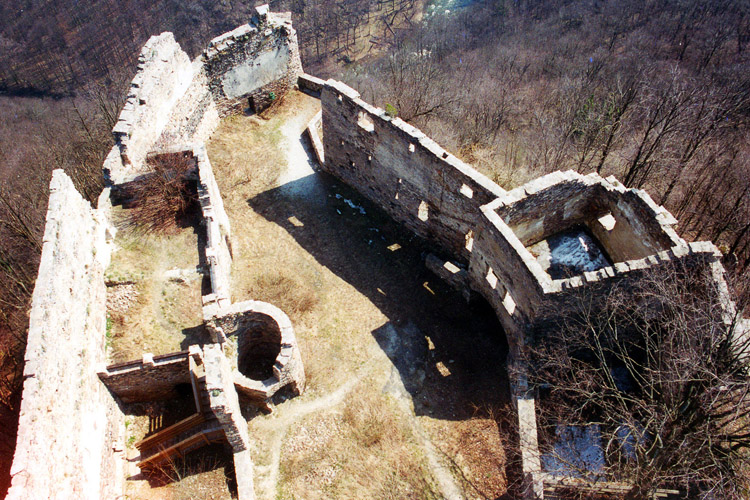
top-left (503, 290), bottom-right (517, 315)
top-left (598, 213), bottom-right (617, 231)
top-left (409, 143), bottom-right (415, 153)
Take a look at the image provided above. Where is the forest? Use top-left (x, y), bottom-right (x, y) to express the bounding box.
top-left (0, 0), bottom-right (749, 496)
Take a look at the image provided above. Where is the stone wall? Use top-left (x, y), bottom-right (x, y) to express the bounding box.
top-left (112, 33), bottom-right (192, 177)
top-left (108, 5), bottom-right (302, 184)
top-left (7, 171), bottom-right (122, 500)
top-left (196, 145), bottom-right (233, 310)
top-left (316, 81), bottom-right (746, 499)
top-left (97, 351), bottom-right (193, 403)
top-left (320, 79), bottom-right (505, 260)
top-left (496, 171), bottom-right (683, 261)
top-left (159, 59), bottom-right (221, 147)
top-left (203, 6), bottom-right (303, 116)
top-left (206, 300), bottom-right (305, 404)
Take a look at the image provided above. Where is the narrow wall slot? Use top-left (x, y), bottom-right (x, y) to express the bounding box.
top-left (503, 290), bottom-right (517, 315)
top-left (460, 184), bottom-right (474, 199)
top-left (465, 230), bottom-right (474, 252)
top-left (486, 267), bottom-right (498, 289)
top-left (418, 200), bottom-right (429, 221)
top-left (409, 143), bottom-right (415, 153)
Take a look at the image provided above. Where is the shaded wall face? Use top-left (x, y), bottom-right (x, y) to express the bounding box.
top-left (213, 311), bottom-right (283, 381)
top-left (320, 83), bottom-right (501, 260)
top-left (498, 182), bottom-right (677, 265)
top-left (204, 13), bottom-right (303, 116)
top-left (236, 315), bottom-right (282, 381)
top-left (592, 191), bottom-right (680, 262)
top-left (98, 356), bottom-right (192, 403)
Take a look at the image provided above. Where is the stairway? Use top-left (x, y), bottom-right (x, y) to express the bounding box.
top-left (135, 354), bottom-right (225, 471)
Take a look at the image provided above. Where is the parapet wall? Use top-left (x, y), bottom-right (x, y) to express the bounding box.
top-left (7, 171), bottom-right (121, 500)
top-left (97, 351), bottom-right (193, 403)
top-left (196, 145), bottom-right (233, 310)
top-left (320, 80), bottom-right (505, 260)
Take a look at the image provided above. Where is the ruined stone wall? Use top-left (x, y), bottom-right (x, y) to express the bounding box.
top-left (468, 204), bottom-right (549, 357)
top-left (320, 79), bottom-right (506, 260)
top-left (159, 59), bottom-right (221, 147)
top-left (539, 242), bottom-right (726, 320)
top-left (207, 300), bottom-right (305, 403)
top-left (496, 171), bottom-right (683, 261)
top-left (112, 33), bottom-right (192, 178)
top-left (7, 171), bottom-right (122, 500)
top-left (97, 351), bottom-right (192, 403)
top-left (203, 7), bottom-right (303, 116)
top-left (109, 5), bottom-right (302, 183)
top-left (196, 145), bottom-right (233, 310)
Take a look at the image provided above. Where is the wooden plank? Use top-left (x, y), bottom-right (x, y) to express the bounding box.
top-left (138, 427), bottom-right (225, 470)
top-left (135, 413), bottom-right (205, 451)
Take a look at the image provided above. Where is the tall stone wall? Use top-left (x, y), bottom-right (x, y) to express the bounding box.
top-left (196, 145), bottom-right (233, 309)
top-left (320, 79), bottom-right (505, 260)
top-left (109, 5), bottom-right (302, 183)
top-left (203, 7), bottom-right (303, 116)
top-left (97, 351), bottom-right (192, 403)
top-left (7, 171), bottom-right (122, 500)
top-left (112, 32), bottom-right (193, 177)
top-left (496, 171), bottom-right (683, 261)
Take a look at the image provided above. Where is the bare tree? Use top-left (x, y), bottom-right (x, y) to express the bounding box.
top-left (524, 263), bottom-right (750, 499)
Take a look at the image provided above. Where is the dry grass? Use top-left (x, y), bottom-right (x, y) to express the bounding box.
top-left (105, 206), bottom-right (206, 362)
top-left (245, 274), bottom-right (319, 318)
top-left (278, 388), bottom-right (439, 500)
top-left (206, 90), bottom-right (513, 499)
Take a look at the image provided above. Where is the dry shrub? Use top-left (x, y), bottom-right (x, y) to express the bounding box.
top-left (120, 151), bottom-right (198, 234)
top-left (246, 274), bottom-right (319, 316)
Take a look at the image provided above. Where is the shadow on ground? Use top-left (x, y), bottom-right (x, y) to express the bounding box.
top-left (247, 165), bottom-right (511, 422)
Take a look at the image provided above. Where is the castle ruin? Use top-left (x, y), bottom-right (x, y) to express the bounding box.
top-left (6, 6), bottom-right (746, 500)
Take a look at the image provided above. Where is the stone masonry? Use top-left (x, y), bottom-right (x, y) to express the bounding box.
top-left (10, 8), bottom-right (747, 500)
top-left (6, 171), bottom-right (121, 500)
top-left (317, 78), bottom-right (747, 498)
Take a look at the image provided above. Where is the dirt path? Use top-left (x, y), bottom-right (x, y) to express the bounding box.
top-left (208, 91), bottom-right (509, 499)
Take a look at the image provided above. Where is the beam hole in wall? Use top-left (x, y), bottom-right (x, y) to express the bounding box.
top-left (409, 143), bottom-right (415, 153)
top-left (598, 213), bottom-right (616, 231)
top-left (486, 267), bottom-right (498, 289)
top-left (418, 200), bottom-right (429, 221)
top-left (460, 184), bottom-right (474, 199)
top-left (357, 112), bottom-right (375, 132)
top-left (465, 230), bottom-right (474, 252)
top-left (503, 290), bottom-right (517, 315)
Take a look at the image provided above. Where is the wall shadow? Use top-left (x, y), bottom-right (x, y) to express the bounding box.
top-left (247, 169), bottom-right (512, 421)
